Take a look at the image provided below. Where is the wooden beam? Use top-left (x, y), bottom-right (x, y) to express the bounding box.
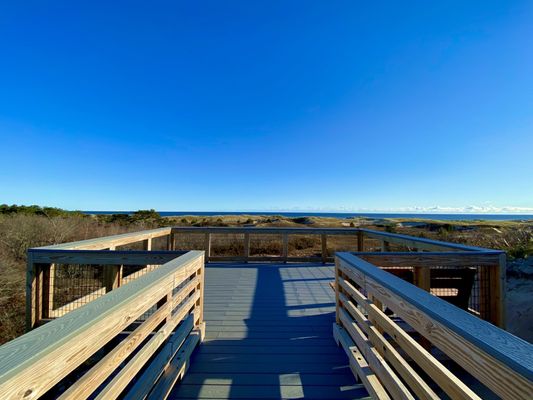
top-left (335, 258), bottom-right (341, 326)
top-left (337, 253), bottom-right (533, 400)
top-left (145, 325), bottom-right (204, 400)
top-left (357, 231), bottom-right (364, 251)
top-left (339, 292), bottom-right (439, 400)
top-left (0, 251), bottom-right (204, 399)
top-left (58, 300), bottom-right (174, 399)
top-left (25, 253), bottom-right (37, 331)
top-left (333, 323), bottom-right (391, 400)
top-left (359, 229), bottom-right (489, 252)
top-left (356, 252), bottom-right (501, 268)
top-left (282, 234), bottom-right (288, 262)
top-left (243, 233), bottom-right (250, 261)
top-left (338, 276), bottom-right (479, 400)
top-left (204, 233), bottom-right (211, 262)
top-left (94, 293), bottom-right (200, 399)
top-left (103, 265), bottom-right (120, 293)
top-left (29, 250), bottom-right (188, 265)
top-left (35, 227), bottom-right (173, 251)
top-left (171, 226), bottom-right (360, 235)
top-left (321, 234), bottom-right (328, 264)
top-left (414, 267), bottom-right (431, 291)
top-left (167, 233), bottom-right (176, 251)
top-left (122, 315), bottom-right (195, 400)
top-left (339, 308), bottom-right (415, 400)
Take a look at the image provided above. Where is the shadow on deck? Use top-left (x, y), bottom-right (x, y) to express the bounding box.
top-left (169, 263), bottom-right (368, 399)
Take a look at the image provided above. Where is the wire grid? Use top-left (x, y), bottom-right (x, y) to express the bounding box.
top-left (211, 233), bottom-right (244, 256)
top-left (50, 264), bottom-right (162, 318)
top-left (341, 264), bottom-right (490, 321)
top-left (174, 233), bottom-right (205, 252)
top-left (322, 235), bottom-right (357, 257)
top-left (287, 234), bottom-right (321, 257)
top-left (249, 234), bottom-right (282, 256)
top-left (52, 264), bottom-right (105, 312)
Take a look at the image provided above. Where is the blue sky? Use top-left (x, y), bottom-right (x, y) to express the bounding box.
top-left (0, 1), bottom-right (532, 212)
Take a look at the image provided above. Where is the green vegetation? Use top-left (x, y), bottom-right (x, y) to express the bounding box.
top-left (0, 204), bottom-right (84, 217)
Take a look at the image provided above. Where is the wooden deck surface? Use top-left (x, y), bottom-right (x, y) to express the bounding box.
top-left (169, 263), bottom-right (368, 399)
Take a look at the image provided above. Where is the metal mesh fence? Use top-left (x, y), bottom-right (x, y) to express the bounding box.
top-left (47, 263), bottom-right (161, 319)
top-left (342, 264), bottom-right (491, 320)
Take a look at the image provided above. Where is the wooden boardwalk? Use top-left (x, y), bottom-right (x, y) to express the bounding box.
top-left (169, 263), bottom-right (369, 399)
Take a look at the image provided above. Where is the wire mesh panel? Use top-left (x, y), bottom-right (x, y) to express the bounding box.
top-left (249, 234), bottom-right (282, 256)
top-left (327, 234), bottom-right (358, 256)
top-left (174, 233), bottom-right (205, 251)
top-left (44, 263), bottom-right (163, 320)
top-left (51, 264), bottom-right (105, 316)
top-left (211, 233), bottom-right (244, 256)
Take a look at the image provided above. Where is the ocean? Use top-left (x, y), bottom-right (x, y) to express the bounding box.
top-left (84, 211), bottom-right (533, 221)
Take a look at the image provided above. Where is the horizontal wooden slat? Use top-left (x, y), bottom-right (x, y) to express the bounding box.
top-left (95, 293), bottom-right (200, 399)
top-left (338, 276), bottom-right (478, 400)
top-left (58, 301), bottom-right (174, 399)
top-left (172, 227), bottom-right (359, 235)
top-left (123, 315), bottom-right (195, 400)
top-left (29, 250), bottom-right (187, 265)
top-left (339, 307), bottom-right (414, 400)
top-left (33, 227), bottom-right (173, 250)
top-left (333, 323), bottom-right (391, 400)
top-left (359, 229), bottom-right (489, 252)
top-left (337, 252), bottom-right (533, 400)
top-left (147, 325), bottom-right (204, 400)
top-left (208, 256), bottom-right (333, 263)
top-left (355, 252), bottom-right (501, 268)
top-left (0, 251), bottom-right (204, 399)
top-left (339, 292), bottom-right (439, 400)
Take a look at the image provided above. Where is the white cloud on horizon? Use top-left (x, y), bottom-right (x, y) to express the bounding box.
top-left (259, 205), bottom-right (533, 214)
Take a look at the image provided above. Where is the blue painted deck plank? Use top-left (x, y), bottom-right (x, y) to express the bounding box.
top-left (169, 263), bottom-right (367, 400)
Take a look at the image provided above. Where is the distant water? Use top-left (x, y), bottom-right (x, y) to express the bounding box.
top-left (84, 211), bottom-right (533, 221)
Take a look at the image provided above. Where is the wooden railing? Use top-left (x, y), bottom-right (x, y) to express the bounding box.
top-left (27, 226), bottom-right (506, 329)
top-left (0, 250), bottom-right (205, 400)
top-left (26, 227), bottom-right (177, 330)
top-left (169, 226), bottom-right (490, 262)
top-left (334, 252), bottom-right (533, 400)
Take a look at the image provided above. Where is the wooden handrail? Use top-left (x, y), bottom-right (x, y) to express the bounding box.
top-left (0, 251), bottom-right (205, 400)
top-left (28, 249), bottom-right (188, 265)
top-left (358, 229), bottom-right (490, 252)
top-left (334, 252), bottom-right (533, 400)
top-left (35, 227), bottom-right (173, 250)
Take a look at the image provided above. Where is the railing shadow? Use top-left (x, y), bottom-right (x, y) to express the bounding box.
top-left (173, 263), bottom-right (366, 399)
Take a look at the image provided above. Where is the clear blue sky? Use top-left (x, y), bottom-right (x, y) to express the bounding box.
top-left (1, 1), bottom-right (532, 212)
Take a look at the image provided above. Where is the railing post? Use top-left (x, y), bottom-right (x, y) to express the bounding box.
top-left (357, 231), bottom-right (364, 252)
top-left (204, 233), bottom-right (211, 262)
top-left (197, 253), bottom-right (205, 326)
top-left (26, 256), bottom-right (55, 329)
top-left (244, 233), bottom-right (250, 262)
top-left (381, 240), bottom-right (390, 252)
top-left (282, 234), bottom-right (288, 263)
top-left (104, 265), bottom-right (121, 292)
top-left (26, 252), bottom-right (37, 331)
top-left (321, 234), bottom-right (328, 264)
top-left (335, 257), bottom-right (341, 326)
top-left (167, 232), bottom-right (175, 251)
top-left (414, 267), bottom-right (431, 291)
top-left (414, 266), bottom-right (432, 349)
top-left (487, 254), bottom-right (506, 328)
top-left (142, 238), bottom-right (152, 251)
